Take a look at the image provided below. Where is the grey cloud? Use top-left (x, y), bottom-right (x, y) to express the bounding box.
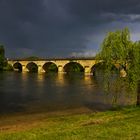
top-left (0, 0), bottom-right (140, 58)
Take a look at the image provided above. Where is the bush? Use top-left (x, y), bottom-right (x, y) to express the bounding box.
top-left (3, 64), bottom-right (13, 71)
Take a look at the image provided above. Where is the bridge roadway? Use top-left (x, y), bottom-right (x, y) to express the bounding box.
top-left (8, 58), bottom-right (99, 74)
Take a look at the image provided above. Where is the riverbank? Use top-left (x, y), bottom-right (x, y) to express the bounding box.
top-left (0, 106), bottom-right (139, 140)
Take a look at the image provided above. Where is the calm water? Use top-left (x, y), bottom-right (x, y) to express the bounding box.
top-left (0, 72), bottom-right (132, 115)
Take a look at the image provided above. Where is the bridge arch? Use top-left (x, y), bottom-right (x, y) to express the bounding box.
top-left (13, 62), bottom-right (22, 72)
top-left (43, 62), bottom-right (58, 73)
top-left (26, 62), bottom-right (38, 72)
top-left (91, 62), bottom-right (119, 76)
top-left (63, 62), bottom-right (84, 73)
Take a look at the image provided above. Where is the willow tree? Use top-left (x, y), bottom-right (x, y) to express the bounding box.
top-left (97, 28), bottom-right (140, 105)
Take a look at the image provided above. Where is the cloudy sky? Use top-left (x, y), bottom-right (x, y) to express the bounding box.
top-left (0, 0), bottom-right (140, 58)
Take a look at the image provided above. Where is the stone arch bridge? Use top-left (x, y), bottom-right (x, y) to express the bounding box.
top-left (8, 58), bottom-right (101, 75)
top-left (8, 58), bottom-right (125, 76)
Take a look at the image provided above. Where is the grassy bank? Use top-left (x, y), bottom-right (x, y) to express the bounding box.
top-left (0, 106), bottom-right (140, 140)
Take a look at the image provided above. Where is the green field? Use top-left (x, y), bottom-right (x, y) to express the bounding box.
top-left (0, 106), bottom-right (140, 140)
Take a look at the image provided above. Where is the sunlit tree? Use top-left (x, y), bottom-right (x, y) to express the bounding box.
top-left (96, 28), bottom-right (140, 105)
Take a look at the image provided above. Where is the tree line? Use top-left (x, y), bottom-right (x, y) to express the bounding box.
top-left (0, 44), bottom-right (13, 71)
top-left (0, 44), bottom-right (5, 71)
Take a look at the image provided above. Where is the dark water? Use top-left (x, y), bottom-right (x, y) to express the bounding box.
top-left (0, 72), bottom-right (132, 114)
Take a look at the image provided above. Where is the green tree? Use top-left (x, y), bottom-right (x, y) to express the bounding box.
top-left (24, 56), bottom-right (40, 61)
top-left (0, 44), bottom-right (5, 71)
top-left (97, 28), bottom-right (140, 105)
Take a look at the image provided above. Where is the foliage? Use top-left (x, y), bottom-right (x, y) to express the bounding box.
top-left (97, 28), bottom-right (140, 104)
top-left (3, 64), bottom-right (14, 71)
top-left (0, 44), bottom-right (5, 71)
top-left (92, 62), bottom-right (119, 76)
top-left (46, 63), bottom-right (58, 72)
top-left (27, 63), bottom-right (38, 73)
top-left (64, 62), bottom-right (84, 73)
top-left (0, 44), bottom-right (14, 71)
top-left (24, 56), bottom-right (40, 61)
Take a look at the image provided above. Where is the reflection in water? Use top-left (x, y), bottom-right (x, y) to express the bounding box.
top-left (55, 73), bottom-right (65, 86)
top-left (0, 72), bottom-right (134, 114)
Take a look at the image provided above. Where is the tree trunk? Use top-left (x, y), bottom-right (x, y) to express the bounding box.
top-left (136, 82), bottom-right (140, 105)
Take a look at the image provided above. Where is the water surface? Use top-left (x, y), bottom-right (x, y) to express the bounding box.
top-left (0, 72), bottom-right (132, 115)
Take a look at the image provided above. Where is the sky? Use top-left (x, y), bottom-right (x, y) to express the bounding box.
top-left (0, 0), bottom-right (140, 58)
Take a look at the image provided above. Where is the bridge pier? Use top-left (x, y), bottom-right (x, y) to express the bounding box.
top-left (22, 65), bottom-right (29, 73)
top-left (84, 66), bottom-right (92, 75)
top-left (38, 65), bottom-right (45, 73)
top-left (58, 65), bottom-right (65, 73)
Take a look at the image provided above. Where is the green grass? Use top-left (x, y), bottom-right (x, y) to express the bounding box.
top-left (0, 106), bottom-right (140, 140)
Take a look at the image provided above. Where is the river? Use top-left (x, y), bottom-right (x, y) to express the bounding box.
top-left (0, 72), bottom-right (133, 115)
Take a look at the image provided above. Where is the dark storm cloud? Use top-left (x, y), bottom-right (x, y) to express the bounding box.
top-left (0, 0), bottom-right (140, 58)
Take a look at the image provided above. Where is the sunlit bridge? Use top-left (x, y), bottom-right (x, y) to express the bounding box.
top-left (8, 58), bottom-right (98, 74)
